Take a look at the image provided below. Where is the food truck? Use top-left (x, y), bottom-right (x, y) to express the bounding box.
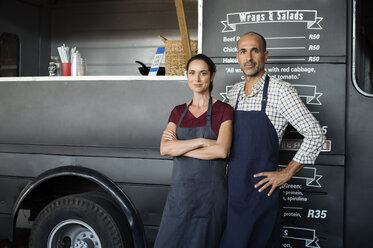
top-left (0, 0), bottom-right (372, 247)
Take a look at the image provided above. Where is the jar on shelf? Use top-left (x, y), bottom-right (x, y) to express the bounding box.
top-left (48, 56), bottom-right (62, 76)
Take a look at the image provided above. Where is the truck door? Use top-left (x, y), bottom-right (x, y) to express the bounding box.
top-left (345, 0), bottom-right (373, 247)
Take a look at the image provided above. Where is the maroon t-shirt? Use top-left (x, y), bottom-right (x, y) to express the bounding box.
top-left (168, 100), bottom-right (234, 136)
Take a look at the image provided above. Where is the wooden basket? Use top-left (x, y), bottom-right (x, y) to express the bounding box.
top-left (159, 35), bottom-right (198, 76)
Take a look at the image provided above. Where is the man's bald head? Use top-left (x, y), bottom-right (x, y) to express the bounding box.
top-left (238, 32), bottom-right (267, 52)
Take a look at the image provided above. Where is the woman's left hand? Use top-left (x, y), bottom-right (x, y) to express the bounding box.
top-left (162, 130), bottom-right (177, 141)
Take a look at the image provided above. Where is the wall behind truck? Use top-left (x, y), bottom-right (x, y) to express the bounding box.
top-left (0, 0), bottom-right (50, 76)
top-left (50, 0), bottom-right (198, 76)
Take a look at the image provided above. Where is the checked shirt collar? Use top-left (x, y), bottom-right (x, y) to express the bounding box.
top-left (241, 72), bottom-right (267, 98)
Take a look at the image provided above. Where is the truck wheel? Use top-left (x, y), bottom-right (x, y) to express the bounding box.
top-left (29, 193), bottom-right (132, 248)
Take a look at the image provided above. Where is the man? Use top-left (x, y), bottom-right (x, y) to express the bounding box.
top-left (220, 32), bottom-right (326, 248)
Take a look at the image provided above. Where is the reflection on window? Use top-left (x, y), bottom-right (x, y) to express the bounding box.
top-left (355, 0), bottom-right (373, 94)
top-left (0, 33), bottom-right (20, 77)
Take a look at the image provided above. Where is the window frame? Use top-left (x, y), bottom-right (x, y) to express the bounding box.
top-left (352, 0), bottom-right (373, 97)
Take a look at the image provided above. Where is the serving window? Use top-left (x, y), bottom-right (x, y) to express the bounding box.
top-left (0, 33), bottom-right (20, 77)
top-left (1, 0), bottom-right (198, 77)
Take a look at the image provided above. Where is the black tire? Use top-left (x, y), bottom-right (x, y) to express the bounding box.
top-left (29, 193), bottom-right (133, 248)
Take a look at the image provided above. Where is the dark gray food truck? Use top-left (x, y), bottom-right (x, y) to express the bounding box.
top-left (0, 0), bottom-right (372, 247)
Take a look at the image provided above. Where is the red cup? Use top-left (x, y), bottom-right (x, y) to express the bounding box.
top-left (62, 63), bottom-right (71, 76)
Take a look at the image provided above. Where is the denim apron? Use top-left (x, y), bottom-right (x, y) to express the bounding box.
top-left (220, 76), bottom-right (280, 248)
top-left (155, 97), bottom-right (228, 248)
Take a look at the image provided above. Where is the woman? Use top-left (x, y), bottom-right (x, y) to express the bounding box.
top-left (154, 54), bottom-right (233, 248)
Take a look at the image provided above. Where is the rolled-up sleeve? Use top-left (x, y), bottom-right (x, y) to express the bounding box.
top-left (279, 85), bottom-right (326, 164)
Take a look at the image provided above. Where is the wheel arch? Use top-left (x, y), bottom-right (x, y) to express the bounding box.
top-left (10, 165), bottom-right (147, 248)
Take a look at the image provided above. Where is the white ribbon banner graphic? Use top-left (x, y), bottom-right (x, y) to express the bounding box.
top-left (279, 165), bottom-right (322, 187)
top-left (221, 10), bottom-right (323, 32)
top-left (283, 226), bottom-right (320, 248)
top-left (293, 84), bottom-right (323, 106)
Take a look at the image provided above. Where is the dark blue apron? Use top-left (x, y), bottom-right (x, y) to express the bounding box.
top-left (220, 75), bottom-right (281, 248)
top-left (155, 97), bottom-right (228, 248)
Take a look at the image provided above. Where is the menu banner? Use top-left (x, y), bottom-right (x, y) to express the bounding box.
top-left (222, 10), bottom-right (323, 33)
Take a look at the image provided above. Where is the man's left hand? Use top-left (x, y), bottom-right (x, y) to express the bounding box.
top-left (253, 160), bottom-right (304, 196)
top-left (253, 170), bottom-right (291, 196)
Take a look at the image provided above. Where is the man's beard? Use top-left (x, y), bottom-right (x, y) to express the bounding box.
top-left (242, 64), bottom-right (261, 77)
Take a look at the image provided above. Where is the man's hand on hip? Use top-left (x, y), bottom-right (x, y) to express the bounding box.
top-left (253, 160), bottom-right (304, 196)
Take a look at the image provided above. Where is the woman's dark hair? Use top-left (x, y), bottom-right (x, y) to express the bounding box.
top-left (186, 53), bottom-right (216, 92)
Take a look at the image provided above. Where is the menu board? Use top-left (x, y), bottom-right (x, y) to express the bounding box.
top-left (201, 0), bottom-right (347, 247)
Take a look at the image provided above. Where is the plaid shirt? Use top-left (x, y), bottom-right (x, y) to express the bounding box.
top-left (228, 73), bottom-right (325, 164)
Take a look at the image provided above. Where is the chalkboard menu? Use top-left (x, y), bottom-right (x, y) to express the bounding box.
top-left (201, 0), bottom-right (347, 247)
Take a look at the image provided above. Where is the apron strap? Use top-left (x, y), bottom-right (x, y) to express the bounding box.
top-left (234, 89), bottom-right (241, 111)
top-left (177, 97), bottom-right (213, 128)
top-left (206, 97), bottom-right (213, 128)
top-left (177, 101), bottom-right (193, 128)
top-left (261, 75), bottom-right (270, 112)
